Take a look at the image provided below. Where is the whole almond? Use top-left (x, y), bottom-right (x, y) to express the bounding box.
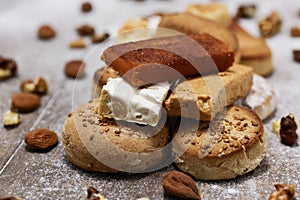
top-left (162, 171), bottom-right (201, 200)
top-left (24, 128), bottom-right (58, 150)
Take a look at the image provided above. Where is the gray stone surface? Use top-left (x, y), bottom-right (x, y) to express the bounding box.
top-left (0, 0), bottom-right (299, 199)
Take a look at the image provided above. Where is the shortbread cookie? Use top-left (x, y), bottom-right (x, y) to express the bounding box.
top-left (173, 106), bottom-right (266, 180)
top-left (242, 74), bottom-right (276, 120)
top-left (62, 99), bottom-right (170, 173)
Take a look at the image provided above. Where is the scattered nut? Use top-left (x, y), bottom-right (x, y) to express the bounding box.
top-left (290, 26), bottom-right (300, 37)
top-left (81, 2), bottom-right (92, 12)
top-left (269, 183), bottom-right (295, 200)
top-left (0, 197), bottom-right (22, 200)
top-left (20, 76), bottom-right (48, 95)
top-left (236, 4), bottom-right (256, 19)
top-left (11, 93), bottom-right (40, 113)
top-left (3, 110), bottom-right (21, 127)
top-left (0, 55), bottom-right (17, 80)
top-left (77, 24), bottom-right (95, 36)
top-left (280, 114), bottom-right (298, 146)
top-left (64, 60), bottom-right (85, 78)
top-left (92, 32), bottom-right (110, 44)
top-left (162, 171), bottom-right (201, 200)
top-left (259, 12), bottom-right (282, 38)
top-left (87, 186), bottom-right (105, 200)
top-left (37, 25), bottom-right (56, 40)
top-left (293, 50), bottom-right (300, 62)
top-left (24, 128), bottom-right (58, 150)
top-left (69, 38), bottom-right (86, 48)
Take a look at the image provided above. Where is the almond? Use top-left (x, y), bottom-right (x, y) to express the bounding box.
top-left (24, 128), bottom-right (58, 150)
top-left (162, 171), bottom-right (201, 200)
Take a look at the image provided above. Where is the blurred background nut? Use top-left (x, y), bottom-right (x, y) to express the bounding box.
top-left (0, 55), bottom-right (17, 80)
top-left (290, 27), bottom-right (300, 37)
top-left (259, 12), bottom-right (282, 38)
top-left (81, 2), bottom-right (92, 12)
top-left (37, 25), bottom-right (56, 40)
top-left (3, 110), bottom-right (21, 127)
top-left (293, 50), bottom-right (300, 62)
top-left (20, 76), bottom-right (48, 95)
top-left (92, 32), bottom-right (110, 44)
top-left (236, 4), bottom-right (256, 19)
top-left (69, 38), bottom-right (86, 48)
top-left (76, 24), bottom-right (95, 36)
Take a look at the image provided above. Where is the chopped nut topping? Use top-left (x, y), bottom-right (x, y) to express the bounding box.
top-left (236, 4), bottom-right (256, 19)
top-left (259, 12), bottom-right (282, 38)
top-left (3, 110), bottom-right (21, 127)
top-left (290, 26), bottom-right (300, 37)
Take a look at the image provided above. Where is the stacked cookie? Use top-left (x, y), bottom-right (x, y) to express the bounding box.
top-left (62, 3), bottom-right (273, 180)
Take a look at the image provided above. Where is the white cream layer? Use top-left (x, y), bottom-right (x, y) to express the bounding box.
top-left (102, 77), bottom-right (171, 126)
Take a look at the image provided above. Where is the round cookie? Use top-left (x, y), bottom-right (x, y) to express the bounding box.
top-left (62, 99), bottom-right (170, 173)
top-left (173, 106), bottom-right (266, 180)
top-left (11, 93), bottom-right (40, 113)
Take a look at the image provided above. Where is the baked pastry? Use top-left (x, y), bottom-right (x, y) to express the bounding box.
top-left (241, 74), bottom-right (276, 120)
top-left (99, 63), bottom-right (253, 122)
top-left (101, 33), bottom-right (234, 86)
top-left (164, 64), bottom-right (253, 121)
top-left (230, 21), bottom-right (273, 76)
top-left (185, 3), bottom-right (231, 27)
top-left (62, 99), bottom-right (170, 173)
top-left (173, 105), bottom-right (266, 180)
top-left (158, 13), bottom-right (240, 63)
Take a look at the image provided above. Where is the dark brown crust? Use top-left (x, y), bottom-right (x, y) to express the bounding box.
top-left (101, 33), bottom-right (234, 86)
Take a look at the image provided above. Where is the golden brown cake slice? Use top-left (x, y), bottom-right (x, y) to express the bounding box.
top-left (230, 21), bottom-right (273, 76)
top-left (164, 63), bottom-right (253, 121)
top-left (158, 13), bottom-right (240, 63)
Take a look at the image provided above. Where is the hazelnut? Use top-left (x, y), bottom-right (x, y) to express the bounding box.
top-left (37, 25), bottom-right (56, 40)
top-left (2, 110), bottom-right (21, 127)
top-left (280, 114), bottom-right (298, 146)
top-left (81, 2), bottom-right (92, 13)
top-left (76, 24), bottom-right (95, 36)
top-left (293, 50), bottom-right (300, 62)
top-left (20, 76), bottom-right (48, 95)
top-left (290, 26), bottom-right (300, 37)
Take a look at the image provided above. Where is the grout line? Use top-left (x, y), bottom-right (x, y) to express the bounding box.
top-left (0, 81), bottom-right (65, 175)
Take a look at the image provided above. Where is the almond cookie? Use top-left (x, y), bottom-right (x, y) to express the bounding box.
top-left (11, 93), bottom-right (40, 113)
top-left (62, 99), bottom-right (170, 173)
top-left (173, 106), bottom-right (266, 180)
